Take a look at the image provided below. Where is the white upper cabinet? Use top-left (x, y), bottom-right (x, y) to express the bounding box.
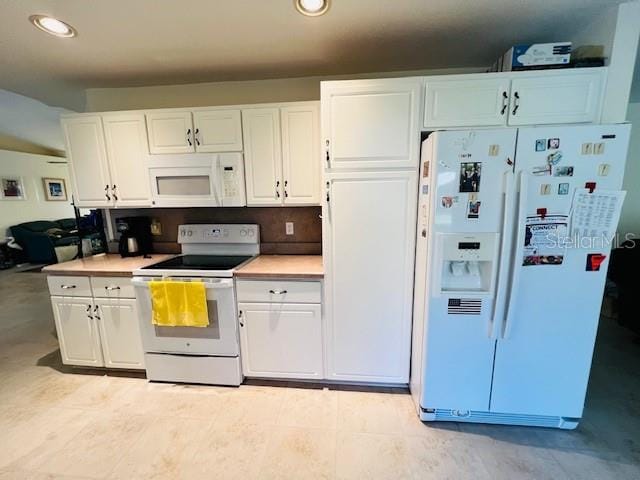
top-left (145, 110), bottom-right (195, 154)
top-left (193, 109), bottom-right (243, 152)
top-left (507, 69), bottom-right (604, 126)
top-left (423, 68), bottom-right (606, 129)
top-left (242, 107), bottom-right (283, 205)
top-left (322, 79), bottom-right (422, 170)
top-left (424, 77), bottom-right (510, 128)
top-left (281, 104), bottom-right (320, 205)
top-left (102, 113), bottom-right (151, 207)
top-left (61, 115), bottom-right (113, 207)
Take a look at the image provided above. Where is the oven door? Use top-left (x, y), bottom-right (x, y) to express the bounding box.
top-left (132, 277), bottom-right (239, 356)
top-left (149, 166), bottom-right (221, 207)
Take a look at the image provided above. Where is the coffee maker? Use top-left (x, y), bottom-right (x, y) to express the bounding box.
top-left (116, 217), bottom-right (152, 257)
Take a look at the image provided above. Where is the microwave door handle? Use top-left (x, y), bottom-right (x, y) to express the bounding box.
top-left (211, 156), bottom-right (222, 206)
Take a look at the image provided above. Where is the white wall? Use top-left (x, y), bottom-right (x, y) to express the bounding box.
top-left (0, 89), bottom-right (69, 156)
top-left (0, 150), bottom-right (74, 238)
top-left (620, 102), bottom-right (640, 238)
top-left (84, 67), bottom-right (479, 111)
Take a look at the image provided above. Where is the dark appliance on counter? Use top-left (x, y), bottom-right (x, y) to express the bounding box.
top-left (116, 217), bottom-right (152, 257)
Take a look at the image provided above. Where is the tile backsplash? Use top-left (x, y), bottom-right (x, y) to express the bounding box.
top-left (107, 207), bottom-right (322, 255)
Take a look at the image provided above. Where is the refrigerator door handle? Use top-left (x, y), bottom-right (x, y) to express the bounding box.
top-left (501, 172), bottom-right (529, 339)
top-left (489, 170), bottom-right (516, 339)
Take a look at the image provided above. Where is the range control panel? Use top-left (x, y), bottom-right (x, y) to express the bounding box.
top-left (177, 224), bottom-right (259, 244)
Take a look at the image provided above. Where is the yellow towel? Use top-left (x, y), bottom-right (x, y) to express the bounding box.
top-left (149, 280), bottom-right (209, 327)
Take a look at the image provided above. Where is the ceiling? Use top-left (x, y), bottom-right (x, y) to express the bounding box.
top-left (0, 0), bottom-right (633, 111)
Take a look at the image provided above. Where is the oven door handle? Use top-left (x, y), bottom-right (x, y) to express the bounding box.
top-left (131, 277), bottom-right (234, 289)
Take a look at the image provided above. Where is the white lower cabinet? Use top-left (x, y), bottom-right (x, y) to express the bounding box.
top-left (236, 279), bottom-right (323, 380)
top-left (51, 296), bottom-right (104, 367)
top-left (95, 298), bottom-right (145, 369)
top-left (48, 276), bottom-right (145, 370)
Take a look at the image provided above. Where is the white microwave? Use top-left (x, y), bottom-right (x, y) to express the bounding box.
top-left (149, 153), bottom-right (246, 207)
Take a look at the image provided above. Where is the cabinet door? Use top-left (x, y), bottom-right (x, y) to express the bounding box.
top-left (145, 111), bottom-right (195, 154)
top-left (102, 113), bottom-right (152, 207)
top-left (281, 104), bottom-right (321, 205)
top-left (507, 69), bottom-right (605, 126)
top-left (193, 109), bottom-right (243, 152)
top-left (50, 296), bottom-right (104, 367)
top-left (324, 170), bottom-right (417, 383)
top-left (95, 298), bottom-right (145, 370)
top-left (424, 77), bottom-right (510, 128)
top-left (238, 302), bottom-right (323, 379)
top-left (61, 116), bottom-right (113, 207)
top-left (321, 79), bottom-right (421, 170)
top-left (242, 108), bottom-right (283, 205)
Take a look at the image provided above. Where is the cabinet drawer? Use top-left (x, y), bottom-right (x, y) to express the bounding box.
top-left (47, 276), bottom-right (92, 297)
top-left (91, 277), bottom-right (136, 299)
top-left (235, 280), bottom-right (321, 303)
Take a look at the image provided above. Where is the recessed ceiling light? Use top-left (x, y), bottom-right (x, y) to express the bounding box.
top-left (295, 0), bottom-right (330, 17)
top-left (29, 15), bottom-right (77, 38)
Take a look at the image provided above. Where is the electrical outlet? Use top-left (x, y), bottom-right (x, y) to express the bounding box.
top-left (285, 222), bottom-right (294, 235)
top-left (150, 219), bottom-right (162, 236)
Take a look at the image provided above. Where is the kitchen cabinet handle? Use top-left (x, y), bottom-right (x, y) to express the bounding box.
top-left (194, 128), bottom-right (200, 146)
top-left (500, 91), bottom-right (508, 115)
top-left (105, 184), bottom-right (111, 201)
top-left (511, 92), bottom-right (520, 115)
top-left (187, 128), bottom-right (192, 146)
top-left (93, 305), bottom-right (100, 320)
top-left (112, 185), bottom-right (118, 201)
top-left (325, 139), bottom-right (330, 166)
top-left (268, 289), bottom-right (288, 295)
top-left (86, 305), bottom-right (92, 312)
top-left (238, 310), bottom-right (244, 327)
top-left (276, 180), bottom-right (280, 198)
top-left (105, 286), bottom-right (120, 291)
top-left (61, 285), bottom-right (76, 290)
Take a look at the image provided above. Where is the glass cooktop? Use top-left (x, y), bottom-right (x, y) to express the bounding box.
top-left (142, 255), bottom-right (253, 271)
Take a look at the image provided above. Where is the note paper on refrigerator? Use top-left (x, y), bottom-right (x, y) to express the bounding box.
top-left (570, 189), bottom-right (626, 240)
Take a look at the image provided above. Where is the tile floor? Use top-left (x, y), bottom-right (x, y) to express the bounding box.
top-left (0, 269), bottom-right (639, 479)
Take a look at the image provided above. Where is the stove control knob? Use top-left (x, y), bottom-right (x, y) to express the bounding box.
top-left (187, 230), bottom-right (193, 237)
top-left (248, 229), bottom-right (255, 237)
top-left (240, 229), bottom-right (247, 237)
top-left (180, 229), bottom-right (185, 237)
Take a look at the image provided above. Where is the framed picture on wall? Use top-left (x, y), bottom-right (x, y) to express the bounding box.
top-left (42, 178), bottom-right (68, 201)
top-left (1, 177), bottom-right (26, 200)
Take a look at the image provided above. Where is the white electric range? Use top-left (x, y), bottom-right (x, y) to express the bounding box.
top-left (132, 224), bottom-right (259, 385)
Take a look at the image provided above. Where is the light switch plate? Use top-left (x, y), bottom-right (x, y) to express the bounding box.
top-left (581, 143), bottom-right (593, 155)
top-left (285, 222), bottom-right (294, 235)
top-left (540, 184), bottom-right (552, 195)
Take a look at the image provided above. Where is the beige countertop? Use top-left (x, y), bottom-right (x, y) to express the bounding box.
top-left (42, 253), bottom-right (175, 277)
top-left (235, 255), bottom-right (323, 279)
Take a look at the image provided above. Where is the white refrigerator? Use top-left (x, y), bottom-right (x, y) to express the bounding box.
top-left (411, 124), bottom-right (631, 429)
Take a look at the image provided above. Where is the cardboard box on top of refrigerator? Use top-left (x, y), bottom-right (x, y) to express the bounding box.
top-left (492, 42), bottom-right (571, 72)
